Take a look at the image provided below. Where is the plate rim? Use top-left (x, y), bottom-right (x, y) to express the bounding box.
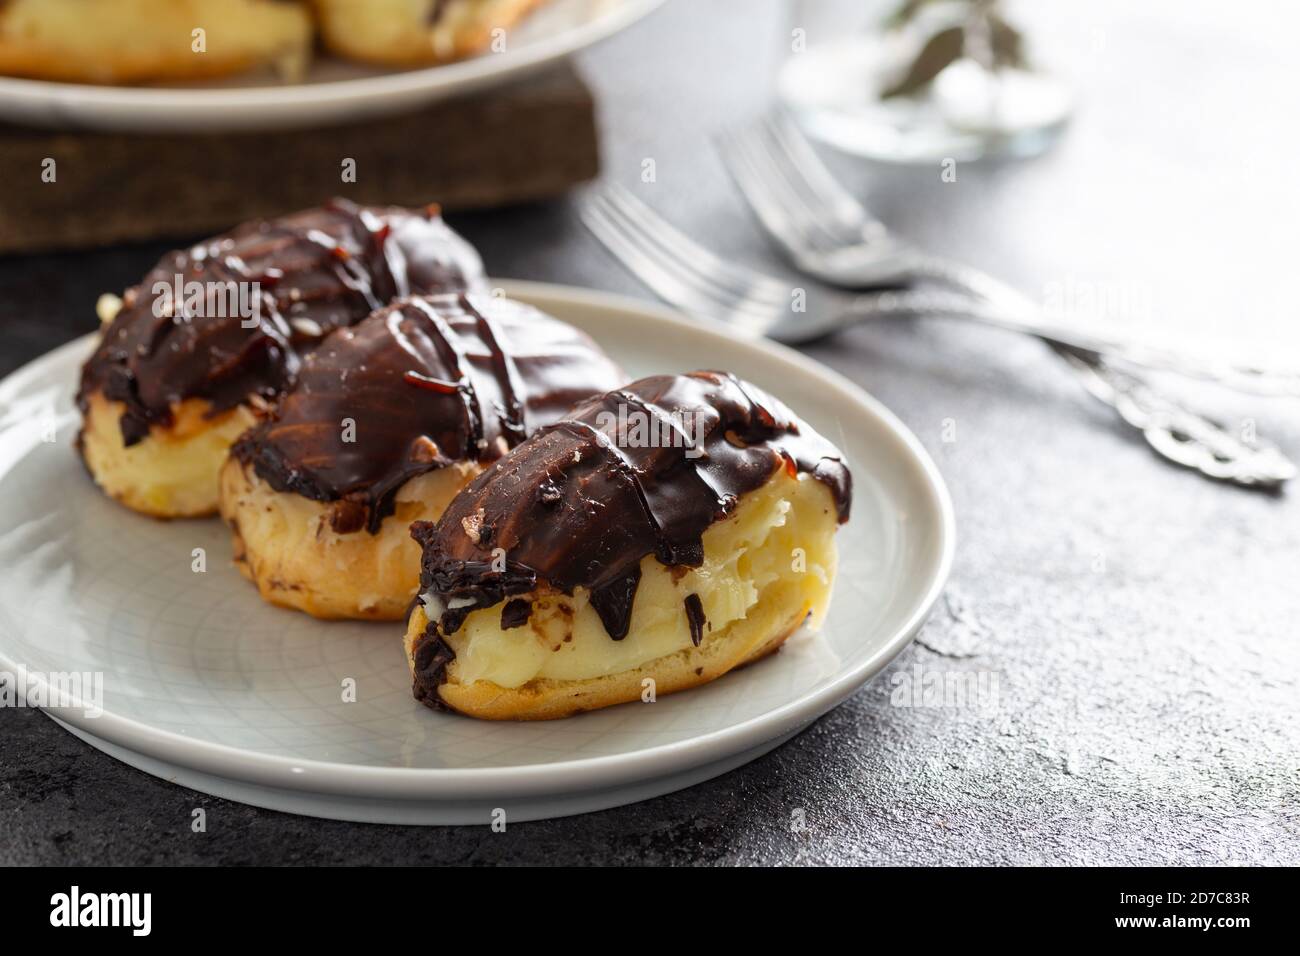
top-left (0, 279), bottom-right (955, 801)
top-left (0, 0), bottom-right (666, 132)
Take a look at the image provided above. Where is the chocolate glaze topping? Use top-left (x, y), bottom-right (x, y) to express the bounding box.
top-left (409, 370), bottom-right (852, 699)
top-left (684, 593), bottom-right (707, 647)
top-left (412, 634), bottom-right (457, 711)
top-left (426, 0), bottom-right (450, 25)
top-left (231, 293), bottom-right (626, 534)
top-left (77, 199), bottom-right (484, 446)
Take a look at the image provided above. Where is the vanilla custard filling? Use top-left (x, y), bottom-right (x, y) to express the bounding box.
top-left (441, 470), bottom-right (839, 688)
top-left (223, 461), bottom-right (480, 617)
top-left (81, 392), bottom-right (257, 517)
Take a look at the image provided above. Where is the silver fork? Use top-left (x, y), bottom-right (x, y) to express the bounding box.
top-left (718, 114), bottom-right (1300, 398)
top-left (579, 182), bottom-right (1295, 489)
top-left (719, 115), bottom-right (1297, 489)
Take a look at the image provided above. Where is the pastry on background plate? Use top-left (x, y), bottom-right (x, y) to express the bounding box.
top-left (311, 0), bottom-right (548, 67)
top-left (77, 200), bottom-right (484, 519)
top-left (0, 0), bottom-right (312, 84)
top-left (405, 370), bottom-right (852, 720)
top-left (219, 293), bottom-right (625, 621)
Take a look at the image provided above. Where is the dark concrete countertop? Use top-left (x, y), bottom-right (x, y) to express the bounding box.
top-left (1, 0), bottom-right (1296, 865)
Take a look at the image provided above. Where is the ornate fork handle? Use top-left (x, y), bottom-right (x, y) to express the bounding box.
top-left (842, 281), bottom-right (1297, 489)
top-left (1055, 347), bottom-right (1297, 488)
top-left (891, 256), bottom-right (1300, 399)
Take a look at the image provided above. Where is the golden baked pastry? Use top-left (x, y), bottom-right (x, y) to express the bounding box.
top-left (81, 392), bottom-right (257, 519)
top-left (0, 0), bottom-right (312, 84)
top-left (404, 371), bottom-right (853, 720)
top-left (218, 293), bottom-right (626, 620)
top-left (310, 0), bottom-right (549, 67)
top-left (76, 200), bottom-right (484, 519)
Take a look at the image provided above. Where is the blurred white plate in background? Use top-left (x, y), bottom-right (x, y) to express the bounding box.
top-left (0, 0), bottom-right (664, 133)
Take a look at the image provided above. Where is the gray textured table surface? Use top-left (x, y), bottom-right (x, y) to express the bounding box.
top-left (1, 0), bottom-right (1296, 865)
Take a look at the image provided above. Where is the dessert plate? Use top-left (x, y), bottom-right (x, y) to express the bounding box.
top-left (0, 0), bottom-right (664, 133)
top-left (0, 280), bottom-right (954, 824)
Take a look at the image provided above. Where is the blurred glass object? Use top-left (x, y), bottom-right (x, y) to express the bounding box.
top-left (779, 0), bottom-right (1071, 163)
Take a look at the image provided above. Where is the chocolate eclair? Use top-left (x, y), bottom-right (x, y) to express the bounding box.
top-left (404, 371), bottom-right (852, 720)
top-left (77, 199), bottom-right (484, 518)
top-left (312, 0), bottom-right (550, 67)
top-left (218, 293), bottom-right (625, 621)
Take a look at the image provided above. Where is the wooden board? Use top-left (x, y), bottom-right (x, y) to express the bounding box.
top-left (0, 64), bottom-right (599, 255)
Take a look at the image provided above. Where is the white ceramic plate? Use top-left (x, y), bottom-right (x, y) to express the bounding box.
top-left (0, 0), bottom-right (664, 133)
top-left (0, 280), bottom-right (953, 824)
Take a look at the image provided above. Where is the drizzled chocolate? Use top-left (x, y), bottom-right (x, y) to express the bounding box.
top-left (409, 371), bottom-right (852, 696)
top-left (77, 199), bottom-right (484, 446)
top-left (684, 593), bottom-right (707, 647)
top-left (230, 294), bottom-right (626, 534)
top-left (426, 0), bottom-right (450, 25)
